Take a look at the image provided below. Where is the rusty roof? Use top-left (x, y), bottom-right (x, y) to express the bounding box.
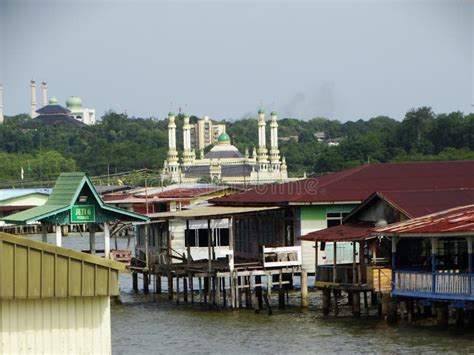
top-left (299, 222), bottom-right (373, 242)
top-left (211, 161), bottom-right (474, 205)
top-left (373, 205), bottom-right (474, 237)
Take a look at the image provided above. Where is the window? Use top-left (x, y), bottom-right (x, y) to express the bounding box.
top-left (185, 228), bottom-right (230, 247)
top-left (326, 212), bottom-right (349, 228)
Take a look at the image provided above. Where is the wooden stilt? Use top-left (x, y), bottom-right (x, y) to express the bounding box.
top-left (352, 292), bottom-right (361, 317)
top-left (436, 303), bottom-right (449, 327)
top-left (188, 272), bottom-right (194, 304)
top-left (132, 272), bottom-right (138, 293)
top-left (406, 299), bottom-right (414, 323)
top-left (155, 276), bottom-right (162, 294)
top-left (387, 296), bottom-right (398, 323)
top-left (255, 275), bottom-right (263, 312)
top-left (455, 308), bottom-right (465, 327)
top-left (278, 270), bottom-right (285, 309)
top-left (183, 277), bottom-right (188, 303)
top-left (199, 277), bottom-right (203, 303)
top-left (322, 289), bottom-right (331, 316)
top-left (143, 273), bottom-right (149, 294)
top-left (168, 273), bottom-right (174, 300)
top-left (176, 276), bottom-right (180, 305)
top-left (333, 290), bottom-right (339, 315)
top-left (363, 291), bottom-right (369, 316)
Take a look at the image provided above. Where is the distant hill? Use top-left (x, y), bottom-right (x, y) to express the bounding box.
top-left (1, 107), bottom-right (473, 183)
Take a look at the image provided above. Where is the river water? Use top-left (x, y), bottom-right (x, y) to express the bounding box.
top-left (31, 233), bottom-right (474, 354)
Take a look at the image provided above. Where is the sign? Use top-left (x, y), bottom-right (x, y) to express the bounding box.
top-left (71, 205), bottom-right (96, 223)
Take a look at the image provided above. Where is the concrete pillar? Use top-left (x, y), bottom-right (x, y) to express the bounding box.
top-left (301, 270), bottom-right (309, 308)
top-left (104, 223), bottom-right (111, 258)
top-left (41, 223), bottom-right (48, 243)
top-left (55, 224), bottom-right (62, 247)
top-left (89, 224), bottom-right (96, 254)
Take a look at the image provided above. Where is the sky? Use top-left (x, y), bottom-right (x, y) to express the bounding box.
top-left (0, 0), bottom-right (473, 121)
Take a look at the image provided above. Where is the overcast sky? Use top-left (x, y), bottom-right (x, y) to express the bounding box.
top-left (0, 0), bottom-right (473, 121)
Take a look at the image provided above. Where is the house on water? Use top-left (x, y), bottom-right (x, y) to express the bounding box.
top-left (212, 161), bottom-right (474, 273)
top-left (299, 188), bottom-right (474, 316)
top-left (373, 205), bottom-right (474, 325)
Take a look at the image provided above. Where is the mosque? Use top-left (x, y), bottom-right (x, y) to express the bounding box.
top-left (162, 110), bottom-right (288, 184)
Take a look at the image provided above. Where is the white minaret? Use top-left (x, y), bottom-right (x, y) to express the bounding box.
top-left (257, 109), bottom-right (269, 170)
top-left (30, 80), bottom-right (37, 118)
top-left (182, 114), bottom-right (194, 165)
top-left (269, 111), bottom-right (281, 170)
top-left (166, 112), bottom-right (180, 178)
top-left (41, 81), bottom-right (48, 107)
top-left (0, 84), bottom-right (4, 124)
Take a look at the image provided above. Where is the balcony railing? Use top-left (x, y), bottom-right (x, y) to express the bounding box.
top-left (393, 270), bottom-right (474, 300)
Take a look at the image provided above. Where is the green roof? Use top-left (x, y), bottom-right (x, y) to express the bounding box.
top-left (2, 172), bottom-right (148, 225)
top-left (168, 112), bottom-right (175, 117)
top-left (258, 109), bottom-right (265, 114)
top-left (217, 132), bottom-right (230, 142)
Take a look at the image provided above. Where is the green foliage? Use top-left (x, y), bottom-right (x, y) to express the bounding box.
top-left (1, 107), bottom-right (474, 183)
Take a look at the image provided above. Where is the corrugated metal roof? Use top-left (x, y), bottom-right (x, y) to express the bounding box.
top-left (299, 222), bottom-right (373, 242)
top-left (344, 188), bottom-right (474, 222)
top-left (0, 189), bottom-right (51, 202)
top-left (0, 232), bottom-right (124, 299)
top-left (212, 161), bottom-right (474, 205)
top-left (146, 205), bottom-right (281, 221)
top-left (373, 205), bottom-right (474, 237)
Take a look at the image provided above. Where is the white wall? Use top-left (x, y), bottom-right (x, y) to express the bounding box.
top-left (169, 219), bottom-right (231, 262)
top-left (0, 296), bottom-right (111, 354)
top-left (300, 218), bottom-right (327, 273)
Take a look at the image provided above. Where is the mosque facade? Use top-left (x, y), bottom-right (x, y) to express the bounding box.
top-left (162, 110), bottom-right (288, 184)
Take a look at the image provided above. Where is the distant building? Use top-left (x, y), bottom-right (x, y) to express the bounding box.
top-left (193, 115), bottom-right (226, 150)
top-left (34, 97), bottom-right (85, 126)
top-left (66, 96), bottom-right (96, 125)
top-left (162, 110), bottom-right (289, 184)
top-left (29, 80), bottom-right (96, 124)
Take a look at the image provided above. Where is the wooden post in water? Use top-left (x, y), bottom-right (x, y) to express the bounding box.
top-left (188, 272), bottom-right (194, 304)
top-left (176, 276), bottom-right (180, 305)
top-left (183, 276), bottom-right (188, 303)
top-left (199, 277), bottom-right (203, 303)
top-left (301, 270), bottom-right (309, 308)
top-left (387, 296), bottom-right (398, 323)
top-left (132, 272), bottom-right (138, 293)
top-left (322, 289), bottom-right (331, 315)
top-left (41, 223), bottom-right (48, 243)
top-left (278, 270), bottom-right (285, 309)
top-left (168, 273), bottom-right (174, 300)
top-left (455, 309), bottom-right (465, 327)
top-left (255, 275), bottom-right (263, 312)
top-left (436, 303), bottom-right (449, 327)
top-left (155, 276), bottom-right (162, 294)
top-left (352, 292), bottom-right (361, 317)
top-left (143, 272), bottom-right (149, 294)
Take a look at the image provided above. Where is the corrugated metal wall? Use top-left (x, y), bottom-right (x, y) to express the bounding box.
top-left (0, 296), bottom-right (111, 354)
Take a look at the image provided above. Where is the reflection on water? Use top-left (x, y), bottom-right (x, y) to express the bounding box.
top-left (25, 234), bottom-right (474, 354)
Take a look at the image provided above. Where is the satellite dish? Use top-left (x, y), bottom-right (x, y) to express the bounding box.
top-left (375, 219), bottom-right (387, 228)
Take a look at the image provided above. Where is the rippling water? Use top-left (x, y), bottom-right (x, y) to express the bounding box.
top-left (28, 233), bottom-right (474, 354)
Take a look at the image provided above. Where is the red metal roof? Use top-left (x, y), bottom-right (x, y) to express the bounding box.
top-left (212, 161), bottom-right (474, 205)
top-left (299, 222), bottom-right (373, 242)
top-left (151, 186), bottom-right (228, 199)
top-left (374, 205), bottom-right (474, 236)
